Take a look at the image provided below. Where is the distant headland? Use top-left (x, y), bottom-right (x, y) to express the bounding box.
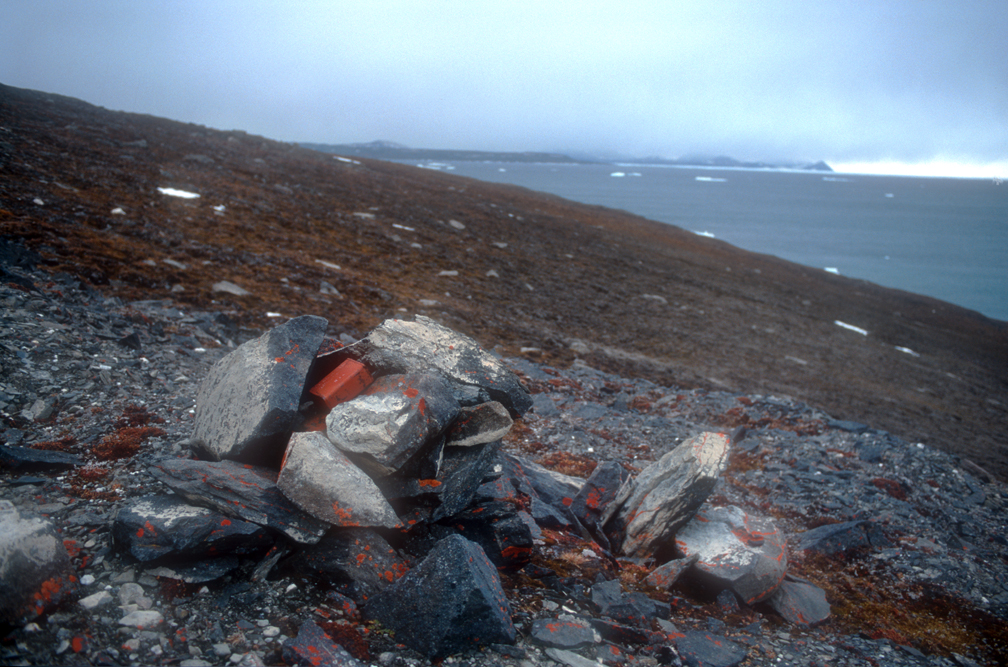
top-left (301, 140), bottom-right (833, 172)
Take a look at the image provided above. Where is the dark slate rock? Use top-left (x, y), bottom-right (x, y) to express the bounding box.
top-left (529, 617), bottom-right (600, 649)
top-left (112, 494), bottom-right (273, 563)
top-left (326, 372), bottom-right (460, 477)
top-left (282, 620), bottom-right (363, 667)
top-left (0, 500), bottom-right (77, 625)
top-left (717, 589), bottom-right (741, 614)
top-left (602, 432), bottom-right (730, 558)
top-left (191, 315), bottom-right (328, 466)
top-left (530, 495), bottom-right (574, 530)
top-left (277, 431), bottom-right (400, 529)
top-left (793, 520), bottom-right (890, 556)
top-left (364, 534), bottom-right (515, 658)
top-left (148, 457), bottom-right (328, 544)
top-left (644, 554), bottom-right (699, 589)
top-left (501, 453), bottom-right (584, 513)
top-left (434, 440), bottom-right (501, 520)
top-left (440, 500), bottom-right (533, 568)
top-left (0, 443), bottom-right (81, 469)
top-left (283, 528), bottom-right (409, 603)
top-left (766, 575), bottom-right (831, 627)
top-left (671, 630), bottom-right (747, 667)
top-left (591, 579), bottom-right (667, 627)
top-left (145, 557), bottom-right (240, 584)
top-left (445, 401), bottom-right (513, 447)
top-left (829, 419), bottom-right (869, 433)
top-left (675, 505), bottom-right (787, 605)
top-left (569, 461), bottom-right (631, 529)
top-left (313, 316), bottom-right (533, 418)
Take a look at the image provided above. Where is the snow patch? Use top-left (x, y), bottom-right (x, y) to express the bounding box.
top-left (834, 320), bottom-right (868, 336)
top-left (157, 187), bottom-right (200, 199)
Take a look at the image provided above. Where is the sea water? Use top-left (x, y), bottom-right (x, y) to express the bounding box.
top-left (408, 161), bottom-right (1008, 322)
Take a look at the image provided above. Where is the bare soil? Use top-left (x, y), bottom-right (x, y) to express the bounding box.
top-left (2, 82), bottom-right (1006, 480)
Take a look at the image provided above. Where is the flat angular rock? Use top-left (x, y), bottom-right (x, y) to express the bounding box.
top-left (645, 554), bottom-right (699, 589)
top-left (591, 579), bottom-right (668, 627)
top-left (0, 443), bottom-right (81, 469)
top-left (364, 534), bottom-right (515, 658)
top-left (148, 457), bottom-right (328, 544)
top-left (445, 401), bottom-right (513, 446)
top-left (282, 620), bottom-right (362, 667)
top-left (145, 558), bottom-right (240, 584)
top-left (283, 529), bottom-right (409, 603)
top-left (767, 575), bottom-right (831, 627)
top-left (529, 617), bottom-right (600, 649)
top-left (191, 315), bottom-right (328, 466)
top-left (675, 505), bottom-right (787, 605)
top-left (316, 316), bottom-right (532, 418)
top-left (671, 630), bottom-right (747, 667)
top-left (0, 500), bottom-right (77, 625)
top-left (502, 453), bottom-right (584, 514)
top-left (112, 494), bottom-right (273, 563)
top-left (602, 431), bottom-right (730, 558)
top-left (278, 432), bottom-right (400, 529)
top-left (793, 520), bottom-right (890, 556)
top-left (546, 647), bottom-right (603, 667)
top-left (569, 461), bottom-right (631, 529)
top-left (326, 372), bottom-right (459, 477)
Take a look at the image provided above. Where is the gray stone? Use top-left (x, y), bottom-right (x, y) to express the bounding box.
top-left (316, 316), bottom-right (532, 418)
top-left (211, 281), bottom-right (251, 296)
top-left (0, 500), bottom-right (77, 625)
top-left (364, 534), bottom-right (515, 658)
top-left (602, 431), bottom-right (730, 557)
top-left (112, 495), bottom-right (273, 563)
top-left (191, 315), bottom-right (328, 465)
top-left (118, 609), bottom-right (164, 629)
top-left (545, 647), bottom-right (601, 667)
top-left (79, 590), bottom-right (114, 610)
top-left (501, 453), bottom-right (584, 513)
top-left (644, 554), bottom-right (699, 589)
top-left (529, 617), bottom-right (600, 649)
top-left (148, 457), bottom-right (328, 544)
top-left (445, 401), bottom-right (513, 447)
top-left (0, 443), bottom-right (81, 469)
top-left (767, 575), bottom-right (831, 627)
top-left (326, 372), bottom-right (459, 477)
top-left (569, 460), bottom-right (631, 529)
top-left (278, 432), bottom-right (400, 529)
top-left (793, 520), bottom-right (890, 556)
top-left (591, 580), bottom-right (668, 627)
top-left (675, 505), bottom-right (787, 605)
top-left (671, 630), bottom-right (747, 667)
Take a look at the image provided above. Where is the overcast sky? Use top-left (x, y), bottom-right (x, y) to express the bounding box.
top-left (3, 1), bottom-right (1006, 177)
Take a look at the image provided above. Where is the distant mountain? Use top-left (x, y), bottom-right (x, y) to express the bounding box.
top-left (300, 141), bottom-right (832, 172)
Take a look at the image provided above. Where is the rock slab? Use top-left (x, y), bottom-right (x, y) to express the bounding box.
top-left (282, 620), bottom-right (362, 667)
top-left (602, 431), bottom-right (730, 557)
top-left (767, 575), bottom-right (831, 627)
top-left (674, 505), bottom-right (787, 605)
top-left (148, 457), bottom-right (328, 544)
top-left (0, 500), bottom-right (77, 624)
top-left (364, 534), bottom-right (515, 658)
top-left (278, 431), bottom-right (401, 529)
top-left (191, 315), bottom-right (327, 465)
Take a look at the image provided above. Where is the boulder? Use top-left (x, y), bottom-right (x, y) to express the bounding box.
top-left (282, 528), bottom-right (409, 603)
top-left (766, 575), bottom-right (831, 627)
top-left (0, 500), bottom-right (77, 625)
top-left (277, 432), bottom-right (401, 529)
top-left (602, 431), bottom-right (730, 557)
top-left (445, 401), bottom-right (513, 447)
top-left (501, 453), bottom-right (585, 513)
top-left (364, 534), bottom-right (515, 658)
top-left (312, 316), bottom-right (532, 418)
top-left (148, 457), bottom-right (328, 544)
top-left (793, 520), bottom-right (890, 556)
top-left (644, 553), bottom-right (699, 589)
top-left (674, 505), bottom-right (787, 605)
top-left (326, 372), bottom-right (460, 477)
top-left (282, 620), bottom-right (362, 667)
top-left (191, 315), bottom-right (328, 465)
top-left (112, 494), bottom-right (273, 563)
top-left (439, 500), bottom-right (533, 568)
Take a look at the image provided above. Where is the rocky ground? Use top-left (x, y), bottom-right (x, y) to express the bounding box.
top-left (2, 242), bottom-right (1007, 666)
top-left (1, 83), bottom-right (1008, 666)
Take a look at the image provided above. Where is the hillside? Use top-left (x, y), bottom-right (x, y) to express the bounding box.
top-left (1, 82), bottom-right (1006, 480)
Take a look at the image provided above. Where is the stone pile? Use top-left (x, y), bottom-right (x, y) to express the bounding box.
top-left (41, 314), bottom-right (822, 660)
top-left (0, 306), bottom-right (830, 662)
